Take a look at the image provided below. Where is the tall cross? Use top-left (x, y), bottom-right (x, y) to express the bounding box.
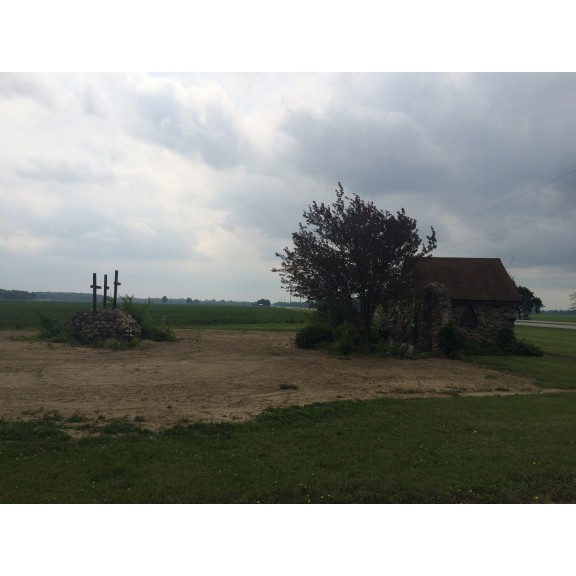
top-left (90, 273), bottom-right (101, 315)
top-left (103, 274), bottom-right (110, 308)
top-left (113, 270), bottom-right (121, 309)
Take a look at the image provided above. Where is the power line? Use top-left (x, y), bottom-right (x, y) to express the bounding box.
top-left (436, 164), bottom-right (576, 233)
top-left (443, 201), bottom-right (576, 249)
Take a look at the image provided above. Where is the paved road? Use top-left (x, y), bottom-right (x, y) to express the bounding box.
top-left (516, 320), bottom-right (576, 330)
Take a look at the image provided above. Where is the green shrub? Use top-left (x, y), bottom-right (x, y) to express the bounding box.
top-left (333, 323), bottom-right (357, 355)
top-left (120, 295), bottom-right (176, 342)
top-left (462, 328), bottom-right (544, 357)
top-left (120, 295), bottom-right (150, 326)
top-left (496, 327), bottom-right (516, 350)
top-left (438, 322), bottom-right (465, 358)
top-left (312, 299), bottom-right (347, 328)
top-left (35, 311), bottom-right (63, 339)
top-left (496, 328), bottom-right (543, 356)
top-left (140, 322), bottom-right (176, 342)
top-left (295, 323), bottom-right (335, 349)
top-left (35, 311), bottom-right (75, 343)
top-left (511, 339), bottom-right (544, 357)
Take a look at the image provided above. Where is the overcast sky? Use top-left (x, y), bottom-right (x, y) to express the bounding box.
top-left (1, 72), bottom-right (575, 308)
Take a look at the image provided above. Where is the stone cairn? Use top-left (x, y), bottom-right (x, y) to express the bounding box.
top-left (67, 271), bottom-right (141, 345)
top-left (68, 308), bottom-right (142, 345)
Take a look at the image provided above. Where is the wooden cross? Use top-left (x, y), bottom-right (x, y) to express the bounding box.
top-left (102, 274), bottom-right (110, 308)
top-left (113, 270), bottom-right (121, 309)
top-left (90, 273), bottom-right (101, 315)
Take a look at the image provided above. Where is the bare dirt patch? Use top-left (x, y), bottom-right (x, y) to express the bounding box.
top-left (0, 329), bottom-right (539, 430)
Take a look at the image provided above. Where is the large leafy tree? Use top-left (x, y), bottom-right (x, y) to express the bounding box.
top-left (273, 183), bottom-right (437, 352)
top-left (516, 285), bottom-right (544, 319)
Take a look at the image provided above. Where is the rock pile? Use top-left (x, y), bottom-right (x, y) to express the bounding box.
top-left (68, 308), bottom-right (142, 345)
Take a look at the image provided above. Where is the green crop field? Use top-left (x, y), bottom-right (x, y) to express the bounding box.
top-left (0, 301), bottom-right (309, 331)
top-left (537, 314), bottom-right (576, 323)
top-left (143, 303), bottom-right (309, 329)
top-left (0, 301), bottom-right (89, 329)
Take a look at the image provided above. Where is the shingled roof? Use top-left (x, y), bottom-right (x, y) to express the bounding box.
top-left (416, 257), bottom-right (521, 303)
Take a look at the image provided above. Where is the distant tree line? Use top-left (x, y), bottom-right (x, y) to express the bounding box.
top-left (0, 289), bottom-right (37, 300)
top-left (0, 290), bottom-right (260, 305)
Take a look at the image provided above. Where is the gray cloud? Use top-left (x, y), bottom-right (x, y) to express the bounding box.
top-left (1, 73), bottom-right (575, 308)
top-left (281, 74), bottom-right (576, 201)
top-left (119, 78), bottom-right (247, 169)
top-left (276, 74), bottom-right (576, 279)
top-left (0, 73), bottom-right (60, 107)
top-left (14, 157), bottom-right (115, 184)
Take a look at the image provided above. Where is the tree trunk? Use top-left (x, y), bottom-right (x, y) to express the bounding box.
top-left (337, 296), bottom-right (375, 354)
top-left (349, 305), bottom-right (373, 354)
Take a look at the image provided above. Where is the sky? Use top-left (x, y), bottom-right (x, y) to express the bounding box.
top-left (1, 1), bottom-right (575, 310)
top-left (1, 71), bottom-right (575, 308)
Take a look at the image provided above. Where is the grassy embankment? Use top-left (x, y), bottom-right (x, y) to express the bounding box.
top-left (1, 301), bottom-right (575, 503)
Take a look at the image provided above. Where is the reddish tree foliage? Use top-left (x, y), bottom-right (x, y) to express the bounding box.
top-left (273, 183), bottom-right (437, 352)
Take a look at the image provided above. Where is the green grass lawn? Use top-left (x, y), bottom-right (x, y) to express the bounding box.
top-left (469, 326), bottom-right (576, 390)
top-left (2, 394), bottom-right (575, 503)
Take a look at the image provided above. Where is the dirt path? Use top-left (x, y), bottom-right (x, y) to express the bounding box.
top-left (0, 329), bottom-right (539, 430)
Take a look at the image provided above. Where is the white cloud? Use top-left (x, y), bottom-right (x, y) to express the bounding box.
top-left (1, 72), bottom-right (575, 308)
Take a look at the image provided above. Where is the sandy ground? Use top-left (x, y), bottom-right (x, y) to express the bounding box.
top-left (0, 329), bottom-right (540, 431)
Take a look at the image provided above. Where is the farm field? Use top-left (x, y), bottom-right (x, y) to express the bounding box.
top-left (1, 302), bottom-right (575, 503)
top-left (0, 301), bottom-right (308, 330)
top-left (536, 314), bottom-right (576, 323)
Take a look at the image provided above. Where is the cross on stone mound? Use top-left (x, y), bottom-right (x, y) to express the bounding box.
top-left (113, 270), bottom-right (121, 309)
top-left (90, 273), bottom-right (101, 314)
top-left (90, 270), bottom-right (121, 313)
top-left (68, 308), bottom-right (142, 344)
top-left (103, 274), bottom-right (110, 308)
